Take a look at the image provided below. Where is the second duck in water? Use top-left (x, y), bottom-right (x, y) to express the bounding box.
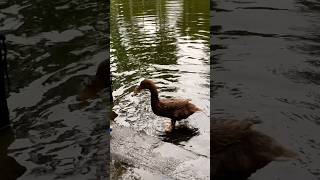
top-left (134, 79), bottom-right (201, 130)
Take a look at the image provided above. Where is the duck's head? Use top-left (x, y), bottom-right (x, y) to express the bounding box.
top-left (95, 60), bottom-right (109, 80)
top-left (133, 79), bottom-right (157, 94)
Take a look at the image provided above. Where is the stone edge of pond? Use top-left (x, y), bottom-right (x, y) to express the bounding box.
top-left (110, 125), bottom-right (210, 180)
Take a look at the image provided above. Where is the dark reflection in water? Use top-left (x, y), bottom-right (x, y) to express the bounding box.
top-left (212, 0), bottom-right (320, 179)
top-left (1, 0), bottom-right (108, 179)
top-left (111, 0), bottom-right (210, 158)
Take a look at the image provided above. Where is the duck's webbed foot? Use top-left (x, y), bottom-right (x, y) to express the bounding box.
top-left (164, 119), bottom-right (176, 133)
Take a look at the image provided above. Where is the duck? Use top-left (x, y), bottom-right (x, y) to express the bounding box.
top-left (78, 60), bottom-right (112, 101)
top-left (134, 79), bottom-right (201, 130)
top-left (212, 118), bottom-right (298, 180)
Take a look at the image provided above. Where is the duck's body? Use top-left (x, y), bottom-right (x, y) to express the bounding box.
top-left (78, 60), bottom-right (110, 101)
top-left (212, 118), bottom-right (297, 180)
top-left (134, 79), bottom-right (201, 129)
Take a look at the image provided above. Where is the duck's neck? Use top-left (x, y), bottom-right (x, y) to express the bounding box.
top-left (148, 87), bottom-right (159, 107)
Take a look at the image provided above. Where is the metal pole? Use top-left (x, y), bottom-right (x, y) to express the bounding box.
top-left (0, 34), bottom-right (10, 130)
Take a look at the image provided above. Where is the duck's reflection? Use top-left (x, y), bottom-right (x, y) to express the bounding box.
top-left (0, 127), bottom-right (26, 180)
top-left (158, 124), bottom-right (199, 145)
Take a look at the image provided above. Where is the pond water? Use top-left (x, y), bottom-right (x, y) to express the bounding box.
top-left (1, 0), bottom-right (108, 179)
top-left (212, 0), bottom-right (320, 179)
top-left (111, 0), bottom-right (210, 162)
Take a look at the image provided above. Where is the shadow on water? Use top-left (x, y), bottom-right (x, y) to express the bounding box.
top-left (158, 124), bottom-right (200, 145)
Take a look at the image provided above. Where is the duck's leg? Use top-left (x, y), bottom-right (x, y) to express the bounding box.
top-left (171, 119), bottom-right (176, 131)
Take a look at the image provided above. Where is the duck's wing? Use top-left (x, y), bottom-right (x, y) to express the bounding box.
top-left (157, 99), bottom-right (191, 117)
top-left (212, 118), bottom-right (297, 158)
top-left (212, 118), bottom-right (297, 179)
top-left (159, 98), bottom-right (196, 112)
top-left (211, 118), bottom-right (260, 153)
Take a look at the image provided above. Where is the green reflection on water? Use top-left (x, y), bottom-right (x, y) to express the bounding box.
top-left (111, 0), bottom-right (209, 91)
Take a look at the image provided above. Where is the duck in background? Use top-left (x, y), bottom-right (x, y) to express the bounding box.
top-left (134, 79), bottom-right (201, 131)
top-left (78, 60), bottom-right (112, 102)
top-left (212, 118), bottom-right (298, 180)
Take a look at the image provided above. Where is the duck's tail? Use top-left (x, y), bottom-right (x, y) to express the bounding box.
top-left (187, 100), bottom-right (203, 112)
top-left (250, 130), bottom-right (299, 161)
top-left (195, 106), bottom-right (202, 112)
top-left (273, 145), bottom-right (299, 161)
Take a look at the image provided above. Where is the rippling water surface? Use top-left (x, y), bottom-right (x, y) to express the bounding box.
top-left (212, 0), bottom-right (320, 179)
top-left (1, 0), bottom-right (108, 179)
top-left (111, 0), bottom-right (210, 159)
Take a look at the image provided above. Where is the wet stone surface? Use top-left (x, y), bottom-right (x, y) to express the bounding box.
top-left (110, 125), bottom-right (209, 180)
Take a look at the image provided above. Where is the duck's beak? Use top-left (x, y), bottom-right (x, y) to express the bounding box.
top-left (133, 86), bottom-right (142, 96)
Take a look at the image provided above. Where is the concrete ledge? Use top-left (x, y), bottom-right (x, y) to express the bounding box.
top-left (110, 126), bottom-right (210, 180)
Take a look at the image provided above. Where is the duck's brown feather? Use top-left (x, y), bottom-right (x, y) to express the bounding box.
top-left (78, 61), bottom-right (108, 101)
top-left (157, 99), bottom-right (201, 120)
top-left (212, 118), bottom-right (298, 180)
top-left (135, 79), bottom-right (201, 122)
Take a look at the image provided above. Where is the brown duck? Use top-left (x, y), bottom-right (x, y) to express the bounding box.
top-left (212, 118), bottom-right (298, 180)
top-left (78, 60), bottom-right (110, 101)
top-left (134, 79), bottom-right (201, 130)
